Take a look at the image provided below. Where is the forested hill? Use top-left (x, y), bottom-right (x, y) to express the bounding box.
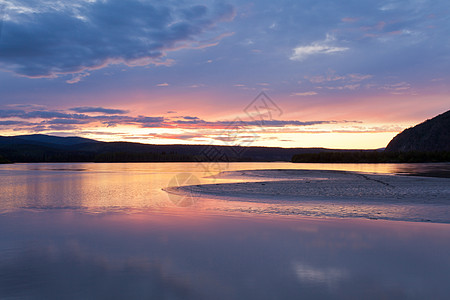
top-left (1, 134), bottom-right (347, 163)
top-left (386, 110), bottom-right (450, 152)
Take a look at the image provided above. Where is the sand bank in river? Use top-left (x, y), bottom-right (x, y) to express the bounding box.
top-left (164, 169), bottom-right (450, 222)
top-left (168, 169), bottom-right (450, 205)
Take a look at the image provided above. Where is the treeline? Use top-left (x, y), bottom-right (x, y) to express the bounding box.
top-left (0, 146), bottom-right (198, 163)
top-left (0, 150), bottom-right (257, 163)
top-left (292, 151), bottom-right (450, 163)
top-left (0, 154), bottom-right (11, 164)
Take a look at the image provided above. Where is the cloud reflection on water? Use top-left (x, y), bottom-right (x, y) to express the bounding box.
top-left (0, 211), bottom-right (449, 299)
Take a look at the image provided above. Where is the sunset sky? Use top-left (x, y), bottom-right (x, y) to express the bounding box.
top-left (0, 0), bottom-right (449, 149)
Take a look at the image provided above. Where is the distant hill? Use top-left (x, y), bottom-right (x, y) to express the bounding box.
top-left (386, 110), bottom-right (450, 152)
top-left (0, 134), bottom-right (347, 163)
top-left (14, 134), bottom-right (99, 146)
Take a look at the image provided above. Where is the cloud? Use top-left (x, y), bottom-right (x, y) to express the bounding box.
top-left (341, 17), bottom-right (359, 23)
top-left (188, 84), bottom-right (204, 88)
top-left (0, 0), bottom-right (235, 79)
top-left (6, 103), bottom-right (47, 109)
top-left (27, 111), bottom-right (89, 119)
top-left (132, 116), bottom-right (166, 128)
top-left (291, 91), bottom-right (318, 96)
top-left (0, 109), bottom-right (86, 120)
top-left (70, 107), bottom-right (129, 115)
top-left (380, 82), bottom-right (414, 94)
top-left (127, 133), bottom-right (203, 141)
top-left (361, 21), bottom-right (386, 32)
top-left (0, 120), bottom-right (26, 125)
top-left (183, 116), bottom-right (200, 120)
top-left (0, 108), bottom-right (166, 130)
top-left (66, 72), bottom-right (90, 84)
top-left (0, 109), bottom-right (24, 118)
top-left (303, 71), bottom-right (372, 91)
top-left (0, 107), bottom-right (361, 134)
top-left (156, 83), bottom-right (169, 87)
top-left (171, 118), bottom-right (356, 129)
top-left (325, 84), bottom-right (360, 90)
top-left (45, 124), bottom-right (79, 131)
top-left (381, 82), bottom-right (411, 91)
top-left (0, 3), bottom-right (5, 38)
top-left (290, 35), bottom-right (349, 61)
top-left (347, 74), bottom-right (372, 81)
top-left (45, 119), bottom-right (90, 125)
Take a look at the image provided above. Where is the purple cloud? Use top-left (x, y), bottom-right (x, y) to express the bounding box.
top-left (70, 107), bottom-right (129, 115)
top-left (0, 0), bottom-right (235, 79)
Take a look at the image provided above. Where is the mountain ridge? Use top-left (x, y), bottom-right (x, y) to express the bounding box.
top-left (14, 134), bottom-right (99, 146)
top-left (0, 134), bottom-right (354, 163)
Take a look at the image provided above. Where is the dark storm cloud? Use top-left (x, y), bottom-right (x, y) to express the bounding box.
top-left (0, 0), bottom-right (235, 78)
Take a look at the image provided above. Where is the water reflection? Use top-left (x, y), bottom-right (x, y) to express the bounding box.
top-left (0, 243), bottom-right (195, 300)
top-left (0, 211), bottom-right (449, 299)
top-left (293, 262), bottom-right (349, 287)
top-left (0, 162), bottom-right (449, 213)
top-left (0, 162), bottom-right (449, 298)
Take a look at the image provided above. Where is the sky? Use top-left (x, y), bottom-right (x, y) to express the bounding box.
top-left (0, 0), bottom-right (449, 149)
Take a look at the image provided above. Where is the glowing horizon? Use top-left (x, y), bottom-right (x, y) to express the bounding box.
top-left (0, 0), bottom-right (448, 149)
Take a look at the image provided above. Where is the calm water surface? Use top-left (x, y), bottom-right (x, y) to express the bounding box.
top-left (0, 162), bottom-right (448, 213)
top-left (0, 162), bottom-right (449, 299)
